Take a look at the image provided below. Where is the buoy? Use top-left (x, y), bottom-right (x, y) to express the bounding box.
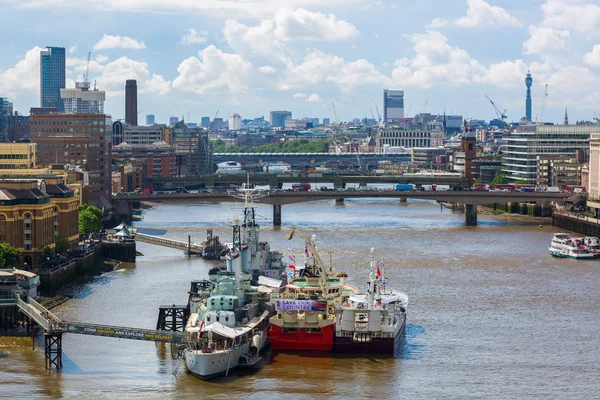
top-left (539, 225), bottom-right (543, 228)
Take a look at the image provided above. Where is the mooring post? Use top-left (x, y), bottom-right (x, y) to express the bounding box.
top-left (188, 235), bottom-right (191, 257)
top-left (273, 204), bottom-right (282, 226)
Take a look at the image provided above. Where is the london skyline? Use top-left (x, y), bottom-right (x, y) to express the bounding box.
top-left (1, 0), bottom-right (599, 124)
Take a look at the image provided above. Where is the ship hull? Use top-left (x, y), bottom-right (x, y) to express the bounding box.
top-left (334, 315), bottom-right (406, 354)
top-left (184, 344), bottom-right (249, 380)
top-left (269, 324), bottom-right (336, 351)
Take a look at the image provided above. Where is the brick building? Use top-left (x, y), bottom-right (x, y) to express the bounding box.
top-left (29, 109), bottom-right (111, 208)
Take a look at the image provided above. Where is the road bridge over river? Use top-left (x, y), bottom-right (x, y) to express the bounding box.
top-left (147, 173), bottom-right (462, 191)
top-left (114, 190), bottom-right (571, 226)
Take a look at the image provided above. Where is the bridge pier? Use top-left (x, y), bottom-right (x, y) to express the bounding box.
top-left (400, 197), bottom-right (407, 203)
top-left (44, 332), bottom-right (63, 370)
top-left (273, 204), bottom-right (282, 226)
top-left (156, 305), bottom-right (189, 332)
top-left (335, 198), bottom-right (344, 204)
top-left (465, 204), bottom-right (477, 226)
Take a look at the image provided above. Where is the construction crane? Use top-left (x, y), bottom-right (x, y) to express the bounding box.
top-left (485, 95), bottom-right (507, 122)
top-left (332, 102), bottom-right (339, 125)
top-left (374, 102), bottom-right (381, 126)
top-left (593, 112), bottom-right (600, 123)
top-left (84, 51), bottom-right (91, 83)
top-left (418, 99), bottom-right (428, 124)
top-left (537, 84), bottom-right (548, 124)
top-left (214, 110), bottom-right (219, 119)
top-left (406, 104), bottom-right (412, 118)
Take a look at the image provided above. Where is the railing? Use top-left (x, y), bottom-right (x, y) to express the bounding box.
top-left (135, 233), bottom-right (204, 251)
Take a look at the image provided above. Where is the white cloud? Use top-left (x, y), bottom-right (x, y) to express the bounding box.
top-left (390, 31), bottom-right (485, 87)
top-left (223, 8), bottom-right (357, 63)
top-left (427, 18), bottom-right (449, 29)
top-left (455, 0), bottom-right (521, 28)
top-left (93, 34), bottom-right (146, 51)
top-left (293, 92), bottom-right (307, 99)
top-left (428, 0), bottom-right (520, 29)
top-left (258, 65), bottom-right (277, 74)
top-left (583, 44), bottom-right (600, 66)
top-left (474, 59), bottom-right (529, 87)
top-left (68, 54), bottom-right (171, 96)
top-left (181, 28), bottom-right (208, 45)
top-left (172, 45), bottom-right (252, 94)
top-left (12, 0), bottom-right (367, 18)
top-left (68, 45), bottom-right (77, 54)
top-left (307, 93), bottom-right (322, 102)
top-left (540, 0), bottom-right (600, 35)
top-left (284, 49), bottom-right (388, 92)
top-left (523, 26), bottom-right (570, 55)
top-left (0, 46), bottom-right (43, 97)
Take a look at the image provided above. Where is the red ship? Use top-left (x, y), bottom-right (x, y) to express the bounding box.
top-left (269, 229), bottom-right (356, 352)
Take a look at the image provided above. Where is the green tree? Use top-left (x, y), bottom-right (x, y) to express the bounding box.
top-left (79, 205), bottom-right (103, 235)
top-left (0, 242), bottom-right (20, 268)
top-left (55, 234), bottom-right (71, 256)
top-left (491, 173), bottom-right (509, 186)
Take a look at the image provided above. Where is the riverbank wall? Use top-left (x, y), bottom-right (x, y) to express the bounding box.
top-left (552, 213), bottom-right (600, 236)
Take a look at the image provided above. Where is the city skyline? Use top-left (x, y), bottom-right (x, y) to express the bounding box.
top-left (1, 0), bottom-right (600, 124)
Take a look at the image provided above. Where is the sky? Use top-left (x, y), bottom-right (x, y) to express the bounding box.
top-left (1, 0), bottom-right (600, 125)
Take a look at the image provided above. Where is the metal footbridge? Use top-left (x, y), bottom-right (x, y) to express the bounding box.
top-left (135, 232), bottom-right (203, 255)
top-left (12, 295), bottom-right (185, 343)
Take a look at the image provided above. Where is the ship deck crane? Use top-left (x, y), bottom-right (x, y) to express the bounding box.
top-left (485, 95), bottom-right (507, 122)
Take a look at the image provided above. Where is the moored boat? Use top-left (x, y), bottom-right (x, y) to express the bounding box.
top-left (548, 233), bottom-right (596, 259)
top-left (269, 228), bottom-right (357, 352)
top-left (334, 248), bottom-right (408, 354)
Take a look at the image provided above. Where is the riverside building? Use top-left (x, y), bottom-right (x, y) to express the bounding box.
top-left (502, 125), bottom-right (596, 184)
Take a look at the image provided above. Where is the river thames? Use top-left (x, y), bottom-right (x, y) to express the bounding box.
top-left (1, 199), bottom-right (599, 399)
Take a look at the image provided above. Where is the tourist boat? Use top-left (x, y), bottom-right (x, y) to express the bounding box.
top-left (269, 229), bottom-right (357, 352)
top-left (548, 233), bottom-right (596, 259)
top-left (334, 248), bottom-right (408, 354)
top-left (582, 236), bottom-right (600, 249)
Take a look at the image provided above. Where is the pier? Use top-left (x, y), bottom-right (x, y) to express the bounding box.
top-left (135, 232), bottom-right (204, 255)
top-left (3, 294), bottom-right (186, 370)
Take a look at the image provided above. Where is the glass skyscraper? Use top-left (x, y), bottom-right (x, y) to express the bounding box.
top-left (40, 47), bottom-right (66, 111)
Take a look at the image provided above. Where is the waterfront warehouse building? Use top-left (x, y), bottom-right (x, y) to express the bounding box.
top-left (0, 178), bottom-right (78, 268)
top-left (40, 47), bottom-right (66, 111)
top-left (501, 125), bottom-right (596, 184)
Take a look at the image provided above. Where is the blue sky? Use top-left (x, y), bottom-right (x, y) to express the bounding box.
top-left (1, 0), bottom-right (599, 125)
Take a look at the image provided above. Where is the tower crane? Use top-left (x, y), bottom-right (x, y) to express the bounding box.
top-left (419, 99), bottom-right (428, 124)
top-left (332, 102), bottom-right (339, 125)
top-left (214, 110), bottom-right (219, 119)
top-left (537, 84), bottom-right (548, 124)
top-left (84, 51), bottom-right (91, 83)
top-left (374, 102), bottom-right (381, 126)
top-left (485, 95), bottom-right (507, 122)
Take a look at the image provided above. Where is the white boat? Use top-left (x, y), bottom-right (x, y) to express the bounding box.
top-left (549, 233), bottom-right (596, 259)
top-left (334, 248), bottom-right (408, 354)
top-left (583, 236), bottom-right (600, 249)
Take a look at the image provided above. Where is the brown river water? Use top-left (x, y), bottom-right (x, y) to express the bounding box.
top-left (1, 199), bottom-right (599, 399)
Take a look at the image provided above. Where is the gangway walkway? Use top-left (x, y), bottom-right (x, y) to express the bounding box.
top-left (135, 232), bottom-right (204, 255)
top-left (10, 295), bottom-right (187, 369)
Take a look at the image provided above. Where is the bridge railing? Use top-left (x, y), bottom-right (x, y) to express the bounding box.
top-left (136, 233), bottom-right (204, 250)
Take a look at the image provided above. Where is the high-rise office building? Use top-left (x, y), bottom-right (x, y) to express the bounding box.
top-left (40, 47), bottom-right (66, 111)
top-left (270, 111), bottom-right (292, 127)
top-left (383, 89), bottom-right (404, 124)
top-left (60, 81), bottom-right (105, 114)
top-left (229, 113), bottom-right (242, 131)
top-left (323, 118), bottom-right (331, 125)
top-left (146, 114), bottom-right (155, 125)
top-left (169, 116), bottom-right (179, 127)
top-left (525, 71), bottom-right (532, 121)
top-left (201, 116), bottom-right (210, 128)
top-left (125, 79), bottom-right (138, 126)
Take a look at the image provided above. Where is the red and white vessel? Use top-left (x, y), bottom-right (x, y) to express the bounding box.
top-left (269, 229), bottom-right (357, 351)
